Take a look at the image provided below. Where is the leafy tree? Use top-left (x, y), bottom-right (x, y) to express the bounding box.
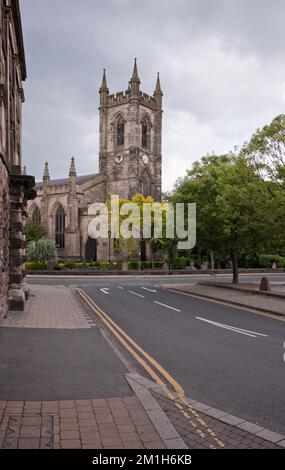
top-left (172, 154), bottom-right (282, 283)
top-left (25, 219), bottom-right (46, 243)
top-left (106, 193), bottom-right (173, 266)
top-left (241, 114), bottom-right (285, 184)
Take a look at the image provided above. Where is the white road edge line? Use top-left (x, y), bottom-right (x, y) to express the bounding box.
top-left (196, 317), bottom-right (256, 337)
top-left (117, 286), bottom-right (124, 290)
top-left (129, 291), bottom-right (145, 299)
top-left (219, 324), bottom-right (268, 337)
top-left (141, 287), bottom-right (157, 293)
top-left (196, 317), bottom-right (268, 338)
top-left (153, 301), bottom-right (181, 312)
top-left (207, 318), bottom-right (268, 337)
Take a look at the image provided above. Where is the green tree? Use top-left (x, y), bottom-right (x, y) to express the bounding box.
top-left (173, 154), bottom-right (280, 283)
top-left (25, 219), bottom-right (46, 243)
top-left (241, 114), bottom-right (285, 184)
top-left (107, 193), bottom-right (172, 267)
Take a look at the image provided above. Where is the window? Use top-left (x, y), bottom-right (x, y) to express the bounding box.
top-left (32, 206), bottom-right (41, 225)
top-left (142, 117), bottom-right (149, 149)
top-left (116, 116), bottom-right (125, 147)
top-left (55, 205), bottom-right (65, 249)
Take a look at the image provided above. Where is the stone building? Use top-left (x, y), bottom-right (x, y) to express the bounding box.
top-left (28, 61), bottom-right (163, 262)
top-left (0, 0), bottom-right (36, 318)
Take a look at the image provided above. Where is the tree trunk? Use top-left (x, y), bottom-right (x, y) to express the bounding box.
top-left (210, 250), bottom-right (215, 270)
top-left (231, 250), bottom-right (239, 284)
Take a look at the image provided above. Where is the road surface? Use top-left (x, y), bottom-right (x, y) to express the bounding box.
top-left (28, 274), bottom-right (285, 434)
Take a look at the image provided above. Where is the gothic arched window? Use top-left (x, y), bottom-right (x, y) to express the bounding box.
top-left (142, 117), bottom-right (149, 149)
top-left (55, 205), bottom-right (65, 249)
top-left (116, 116), bottom-right (125, 147)
top-left (32, 206), bottom-right (41, 225)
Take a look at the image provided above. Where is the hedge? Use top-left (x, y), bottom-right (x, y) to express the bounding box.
top-left (173, 256), bottom-right (188, 270)
top-left (258, 255), bottom-right (285, 268)
top-left (26, 261), bottom-right (47, 270)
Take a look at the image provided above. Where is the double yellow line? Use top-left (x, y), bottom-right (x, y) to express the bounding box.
top-left (76, 287), bottom-right (225, 448)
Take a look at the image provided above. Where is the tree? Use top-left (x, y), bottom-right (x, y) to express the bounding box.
top-left (172, 154), bottom-right (280, 283)
top-left (27, 238), bottom-right (58, 266)
top-left (25, 219), bottom-right (46, 243)
top-left (106, 193), bottom-right (173, 266)
top-left (241, 114), bottom-right (285, 184)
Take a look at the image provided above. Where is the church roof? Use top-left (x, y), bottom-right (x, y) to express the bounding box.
top-left (35, 173), bottom-right (99, 189)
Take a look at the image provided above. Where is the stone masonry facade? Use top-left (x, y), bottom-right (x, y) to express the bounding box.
top-left (0, 0), bottom-right (36, 317)
top-left (28, 60), bottom-right (163, 262)
top-left (0, 160), bottom-right (9, 317)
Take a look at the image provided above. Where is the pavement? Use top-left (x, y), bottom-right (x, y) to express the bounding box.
top-left (0, 283), bottom-right (284, 449)
top-left (163, 283), bottom-right (285, 316)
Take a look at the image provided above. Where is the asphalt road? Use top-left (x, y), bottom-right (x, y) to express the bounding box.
top-left (28, 272), bottom-right (285, 287)
top-left (76, 279), bottom-right (285, 435)
top-left (27, 274), bottom-right (285, 434)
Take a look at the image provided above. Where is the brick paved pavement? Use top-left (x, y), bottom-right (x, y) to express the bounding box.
top-left (0, 397), bottom-right (166, 449)
top-left (1, 285), bottom-right (95, 329)
top-left (153, 392), bottom-right (282, 449)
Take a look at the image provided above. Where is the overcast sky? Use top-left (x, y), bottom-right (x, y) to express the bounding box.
top-left (21, 0), bottom-right (285, 191)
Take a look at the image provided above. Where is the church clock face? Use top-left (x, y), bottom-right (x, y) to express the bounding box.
top-left (115, 154), bottom-right (124, 164)
top-left (142, 154), bottom-right (149, 165)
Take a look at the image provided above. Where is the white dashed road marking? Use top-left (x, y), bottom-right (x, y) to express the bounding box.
top-left (129, 291), bottom-right (145, 299)
top-left (141, 287), bottom-right (157, 293)
top-left (153, 301), bottom-right (181, 312)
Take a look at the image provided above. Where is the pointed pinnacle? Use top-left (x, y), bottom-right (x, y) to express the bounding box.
top-left (154, 72), bottom-right (162, 95)
top-left (43, 161), bottom-right (50, 182)
top-left (100, 68), bottom-right (109, 92)
top-left (131, 58), bottom-right (140, 82)
top-left (69, 156), bottom-right (77, 178)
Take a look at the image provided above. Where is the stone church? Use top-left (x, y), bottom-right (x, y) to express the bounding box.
top-left (28, 60), bottom-right (163, 262)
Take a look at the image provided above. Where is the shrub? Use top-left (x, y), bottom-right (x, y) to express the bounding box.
top-left (54, 265), bottom-right (63, 271)
top-left (64, 261), bottom-right (75, 268)
top-left (26, 261), bottom-right (46, 271)
top-left (99, 261), bottom-right (111, 269)
top-left (173, 256), bottom-right (188, 270)
top-left (111, 262), bottom-right (119, 269)
top-left (128, 261), bottom-right (139, 269)
top-left (259, 255), bottom-right (285, 268)
top-left (153, 261), bottom-right (165, 269)
top-left (27, 238), bottom-right (58, 264)
top-left (73, 262), bottom-right (91, 268)
top-left (141, 261), bottom-right (152, 270)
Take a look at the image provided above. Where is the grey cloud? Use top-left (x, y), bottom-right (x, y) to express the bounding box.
top-left (20, 0), bottom-right (285, 190)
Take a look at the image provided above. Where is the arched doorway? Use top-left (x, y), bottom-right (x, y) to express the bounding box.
top-left (85, 237), bottom-right (97, 262)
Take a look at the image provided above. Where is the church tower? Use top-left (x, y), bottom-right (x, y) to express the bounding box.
top-left (99, 60), bottom-right (163, 200)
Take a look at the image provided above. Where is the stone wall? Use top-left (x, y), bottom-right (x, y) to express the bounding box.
top-left (0, 159), bottom-right (9, 319)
